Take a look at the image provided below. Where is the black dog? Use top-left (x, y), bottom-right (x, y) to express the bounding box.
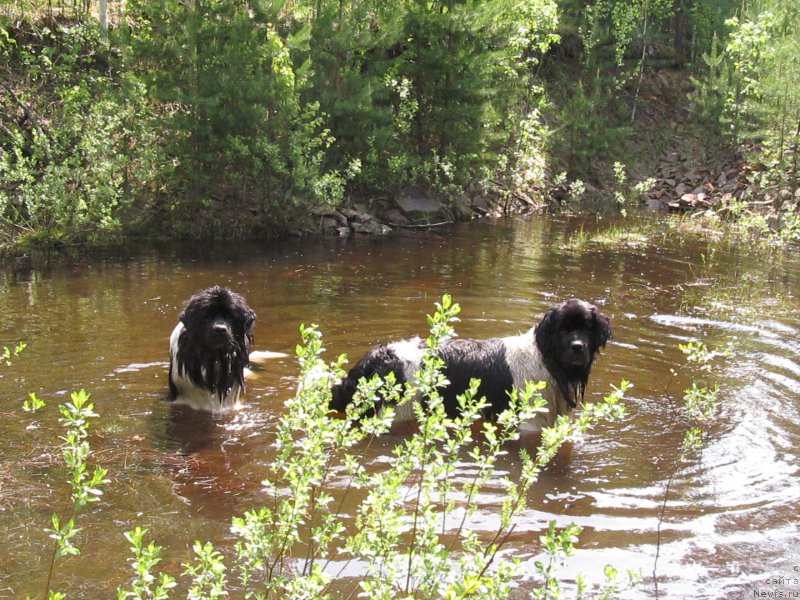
top-left (168, 286), bottom-right (256, 411)
top-left (330, 299), bottom-right (611, 432)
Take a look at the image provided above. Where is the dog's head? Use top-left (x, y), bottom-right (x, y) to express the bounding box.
top-left (534, 299), bottom-right (611, 408)
top-left (176, 286), bottom-right (256, 401)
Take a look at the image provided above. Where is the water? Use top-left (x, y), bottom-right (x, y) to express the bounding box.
top-left (1, 216), bottom-right (798, 599)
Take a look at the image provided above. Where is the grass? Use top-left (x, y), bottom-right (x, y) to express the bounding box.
top-left (564, 210), bottom-right (800, 252)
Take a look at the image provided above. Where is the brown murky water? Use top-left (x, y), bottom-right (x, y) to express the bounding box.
top-left (1, 216), bottom-right (798, 599)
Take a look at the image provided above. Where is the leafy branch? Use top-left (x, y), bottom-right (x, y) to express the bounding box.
top-left (653, 340), bottom-right (730, 597)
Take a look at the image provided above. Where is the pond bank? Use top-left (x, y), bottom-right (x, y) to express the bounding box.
top-left (298, 181), bottom-right (548, 238)
top-left (297, 158), bottom-right (800, 242)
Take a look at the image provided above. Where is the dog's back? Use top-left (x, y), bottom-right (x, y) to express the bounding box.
top-left (329, 299), bottom-right (611, 432)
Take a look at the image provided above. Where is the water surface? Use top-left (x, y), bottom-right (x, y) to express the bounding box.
top-left (1, 216), bottom-right (798, 599)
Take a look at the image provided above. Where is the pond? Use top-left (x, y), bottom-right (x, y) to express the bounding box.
top-left (0, 215), bottom-right (798, 599)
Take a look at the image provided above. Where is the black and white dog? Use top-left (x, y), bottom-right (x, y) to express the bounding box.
top-left (168, 286), bottom-right (256, 412)
top-left (330, 299), bottom-right (611, 432)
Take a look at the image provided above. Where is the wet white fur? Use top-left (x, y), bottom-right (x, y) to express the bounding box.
top-left (386, 337), bottom-right (425, 422)
top-left (384, 328), bottom-right (568, 432)
top-left (500, 328), bottom-right (567, 433)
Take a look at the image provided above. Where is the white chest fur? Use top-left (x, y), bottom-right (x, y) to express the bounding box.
top-left (168, 323), bottom-right (243, 412)
top-left (501, 328), bottom-right (570, 431)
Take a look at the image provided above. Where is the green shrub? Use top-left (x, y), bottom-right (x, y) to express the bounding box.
top-left (723, 2), bottom-right (800, 183)
top-left (0, 23), bottom-right (164, 247)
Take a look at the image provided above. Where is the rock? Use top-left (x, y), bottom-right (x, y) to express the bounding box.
top-left (312, 208), bottom-right (347, 227)
top-left (766, 212), bottom-right (781, 232)
top-left (350, 218), bottom-right (384, 235)
top-left (339, 207), bottom-right (361, 220)
top-left (777, 188), bottom-right (793, 209)
top-left (452, 194), bottom-right (473, 220)
top-left (336, 226), bottom-right (350, 237)
top-left (645, 197), bottom-right (667, 212)
top-left (396, 186), bottom-right (444, 214)
top-left (311, 205), bottom-right (333, 216)
top-left (694, 193), bottom-right (713, 208)
top-left (471, 196), bottom-right (492, 214)
top-left (664, 152), bottom-right (681, 163)
top-left (667, 201), bottom-right (688, 212)
top-left (320, 217), bottom-right (340, 230)
top-left (385, 209), bottom-right (408, 225)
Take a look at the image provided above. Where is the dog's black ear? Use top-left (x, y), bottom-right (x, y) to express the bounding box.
top-left (244, 309), bottom-right (256, 347)
top-left (179, 304), bottom-right (202, 330)
top-left (534, 305), bottom-right (561, 357)
top-left (591, 306), bottom-right (612, 350)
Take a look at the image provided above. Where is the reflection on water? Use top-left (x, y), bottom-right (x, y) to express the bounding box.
top-left (0, 216), bottom-right (798, 598)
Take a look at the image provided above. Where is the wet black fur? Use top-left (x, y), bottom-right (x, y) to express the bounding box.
top-left (330, 338), bottom-right (516, 420)
top-left (330, 299), bottom-right (611, 420)
top-left (169, 286), bottom-right (256, 404)
top-left (437, 338), bottom-right (514, 420)
top-left (330, 345), bottom-right (410, 417)
top-left (535, 299), bottom-right (612, 408)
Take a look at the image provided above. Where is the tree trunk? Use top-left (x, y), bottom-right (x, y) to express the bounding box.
top-left (792, 118), bottom-right (799, 194)
top-left (672, 0), bottom-right (690, 66)
top-left (98, 0), bottom-right (108, 38)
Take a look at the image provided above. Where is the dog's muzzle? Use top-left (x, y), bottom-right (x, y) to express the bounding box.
top-left (569, 339), bottom-right (591, 367)
top-left (209, 318), bottom-right (233, 347)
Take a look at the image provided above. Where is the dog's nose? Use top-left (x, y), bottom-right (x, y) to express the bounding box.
top-left (212, 321), bottom-right (230, 335)
top-left (570, 340), bottom-right (586, 352)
